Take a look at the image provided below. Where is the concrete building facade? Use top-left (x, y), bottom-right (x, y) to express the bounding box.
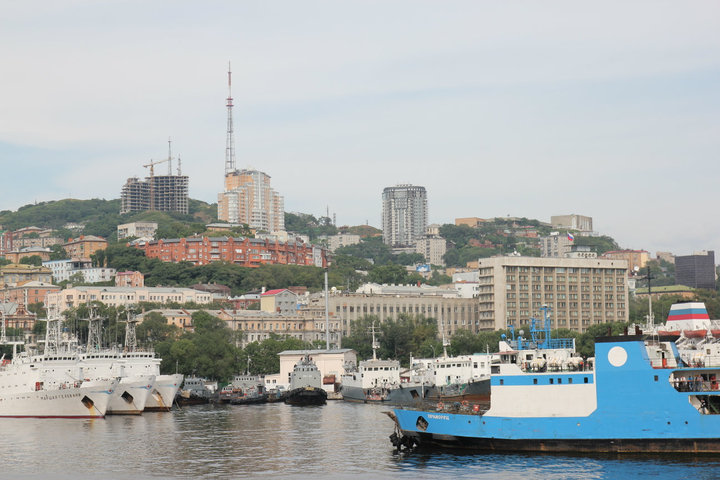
top-left (539, 232), bottom-right (573, 258)
top-left (477, 256), bottom-right (629, 332)
top-left (326, 234), bottom-right (361, 252)
top-left (117, 222), bottom-right (158, 240)
top-left (138, 236), bottom-right (326, 268)
top-left (218, 169), bottom-right (284, 233)
top-left (0, 264), bottom-right (52, 287)
top-left (260, 289), bottom-right (298, 315)
top-left (675, 250), bottom-right (716, 290)
top-left (382, 184), bottom-right (427, 247)
top-left (63, 236), bottom-right (108, 260)
top-left (46, 286), bottom-right (214, 311)
top-left (415, 235), bottom-right (447, 266)
top-left (120, 175), bottom-right (189, 215)
top-left (550, 214), bottom-right (593, 232)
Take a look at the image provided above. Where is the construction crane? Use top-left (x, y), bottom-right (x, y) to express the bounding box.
top-left (142, 139), bottom-right (175, 211)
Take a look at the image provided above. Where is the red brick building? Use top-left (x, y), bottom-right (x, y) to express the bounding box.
top-left (137, 236), bottom-right (327, 268)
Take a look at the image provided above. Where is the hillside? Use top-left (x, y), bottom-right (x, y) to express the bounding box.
top-left (0, 198), bottom-right (218, 241)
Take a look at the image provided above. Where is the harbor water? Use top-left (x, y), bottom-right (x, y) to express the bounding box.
top-left (2, 402), bottom-right (720, 479)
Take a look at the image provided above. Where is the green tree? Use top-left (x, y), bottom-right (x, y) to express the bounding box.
top-left (242, 334), bottom-right (310, 375)
top-left (19, 255), bottom-right (42, 266)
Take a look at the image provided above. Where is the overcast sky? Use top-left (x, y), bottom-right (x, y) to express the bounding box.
top-left (1, 1), bottom-right (718, 256)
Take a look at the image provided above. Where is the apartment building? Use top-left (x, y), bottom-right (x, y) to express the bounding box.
top-left (477, 256), bottom-right (629, 333)
top-left (1, 281), bottom-right (60, 306)
top-left (415, 235), bottom-right (447, 266)
top-left (117, 222), bottom-right (158, 240)
top-left (550, 214), bottom-right (593, 232)
top-left (120, 175), bottom-right (189, 215)
top-left (46, 286), bottom-right (214, 311)
top-left (602, 250), bottom-right (649, 273)
top-left (0, 264), bottom-right (52, 287)
top-left (63, 235), bottom-right (108, 260)
top-left (218, 169), bottom-right (284, 233)
top-left (382, 184), bottom-right (427, 247)
top-left (42, 259), bottom-right (116, 283)
top-left (138, 236), bottom-right (326, 268)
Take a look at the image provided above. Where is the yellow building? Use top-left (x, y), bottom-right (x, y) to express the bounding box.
top-left (63, 235), bottom-right (108, 260)
top-left (217, 169), bottom-right (284, 232)
top-left (0, 264), bottom-right (52, 287)
top-left (602, 250), bottom-right (649, 273)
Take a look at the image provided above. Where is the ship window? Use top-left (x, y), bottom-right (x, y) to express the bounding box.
top-left (558, 378), bottom-right (562, 384)
top-left (549, 378), bottom-right (554, 384)
top-left (654, 375), bottom-right (659, 382)
top-left (533, 378), bottom-right (537, 385)
top-left (499, 379), bottom-right (504, 385)
top-left (584, 377), bottom-right (588, 383)
top-left (568, 378), bottom-right (573, 384)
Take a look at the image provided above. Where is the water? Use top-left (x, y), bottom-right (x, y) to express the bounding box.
top-left (1, 402), bottom-right (720, 479)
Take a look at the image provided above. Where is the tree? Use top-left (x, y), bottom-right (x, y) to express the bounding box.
top-left (19, 255), bottom-right (42, 266)
top-left (242, 334), bottom-right (310, 375)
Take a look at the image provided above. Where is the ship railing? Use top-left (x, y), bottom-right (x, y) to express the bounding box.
top-left (672, 374), bottom-right (720, 392)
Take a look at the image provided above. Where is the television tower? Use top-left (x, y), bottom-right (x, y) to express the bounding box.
top-left (224, 62), bottom-right (236, 176)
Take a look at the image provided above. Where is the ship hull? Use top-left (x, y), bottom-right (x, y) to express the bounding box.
top-left (399, 430), bottom-right (720, 454)
top-left (145, 374), bottom-right (183, 412)
top-left (0, 378), bottom-right (117, 418)
top-left (284, 387), bottom-right (327, 406)
top-left (342, 384), bottom-right (435, 406)
top-left (106, 376), bottom-right (154, 415)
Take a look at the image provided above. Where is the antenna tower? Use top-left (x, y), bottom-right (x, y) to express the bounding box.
top-left (224, 62), bottom-right (236, 176)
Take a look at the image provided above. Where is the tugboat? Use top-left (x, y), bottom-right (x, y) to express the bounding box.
top-left (284, 354), bottom-right (327, 406)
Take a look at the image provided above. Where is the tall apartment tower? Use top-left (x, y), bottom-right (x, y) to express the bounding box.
top-left (216, 65), bottom-right (285, 232)
top-left (382, 184), bottom-right (428, 247)
top-left (218, 169), bottom-right (285, 232)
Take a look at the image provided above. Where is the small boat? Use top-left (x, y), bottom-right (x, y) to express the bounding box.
top-left (284, 355), bottom-right (327, 406)
top-left (177, 376), bottom-right (216, 406)
top-left (219, 374), bottom-right (266, 404)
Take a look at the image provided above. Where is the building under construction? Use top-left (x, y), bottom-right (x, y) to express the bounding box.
top-left (120, 142), bottom-right (189, 215)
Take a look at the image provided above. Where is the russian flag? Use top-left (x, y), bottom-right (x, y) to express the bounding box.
top-left (567, 233), bottom-right (574, 241)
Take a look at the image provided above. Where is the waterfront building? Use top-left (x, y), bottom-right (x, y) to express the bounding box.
top-left (117, 222), bottom-right (158, 240)
top-left (138, 236), bottom-right (326, 268)
top-left (137, 309), bottom-right (197, 331)
top-left (0, 264), bottom-right (52, 287)
top-left (216, 309), bottom-right (343, 347)
top-left (477, 256), bottom-right (629, 332)
top-left (382, 184), bottom-right (427, 247)
top-left (312, 285), bottom-right (482, 336)
top-left (675, 250), bottom-right (716, 290)
top-left (218, 169), bottom-right (285, 233)
top-left (46, 286), bottom-right (213, 311)
top-left (550, 214), bottom-right (593, 233)
top-left (63, 235), bottom-right (108, 260)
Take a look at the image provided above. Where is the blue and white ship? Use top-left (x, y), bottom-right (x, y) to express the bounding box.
top-left (390, 332), bottom-right (720, 453)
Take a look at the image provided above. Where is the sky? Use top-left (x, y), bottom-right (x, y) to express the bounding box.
top-left (1, 1), bottom-right (719, 256)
